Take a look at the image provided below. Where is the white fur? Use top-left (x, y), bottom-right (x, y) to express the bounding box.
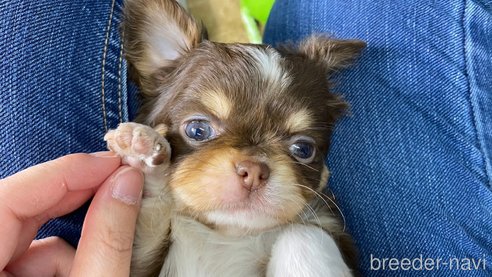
top-left (247, 47), bottom-right (291, 90)
top-left (146, 21), bottom-right (187, 67)
top-left (160, 215), bottom-right (279, 277)
top-left (267, 225), bottom-right (352, 277)
top-left (129, 1), bottom-right (201, 80)
top-left (160, 218), bottom-right (352, 277)
top-left (205, 210), bottom-right (279, 233)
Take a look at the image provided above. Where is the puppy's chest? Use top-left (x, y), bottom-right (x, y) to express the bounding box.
top-left (161, 216), bottom-right (280, 277)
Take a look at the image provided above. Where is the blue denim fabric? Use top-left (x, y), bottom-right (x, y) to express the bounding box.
top-left (0, 0), bottom-right (138, 246)
top-left (265, 0), bottom-right (492, 276)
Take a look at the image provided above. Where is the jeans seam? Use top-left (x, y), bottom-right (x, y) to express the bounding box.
top-left (117, 35), bottom-right (123, 124)
top-left (100, 0), bottom-right (117, 132)
top-left (462, 0), bottom-right (492, 188)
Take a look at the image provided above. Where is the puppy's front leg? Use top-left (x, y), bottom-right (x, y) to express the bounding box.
top-left (267, 225), bottom-right (353, 277)
top-left (105, 122), bottom-right (173, 277)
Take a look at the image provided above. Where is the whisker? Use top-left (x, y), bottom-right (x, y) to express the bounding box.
top-left (295, 183), bottom-right (335, 216)
top-left (285, 160), bottom-right (320, 172)
top-left (303, 201), bottom-right (326, 245)
top-left (293, 183), bottom-right (347, 232)
top-left (295, 201), bottom-right (309, 226)
top-left (304, 201), bottom-right (322, 228)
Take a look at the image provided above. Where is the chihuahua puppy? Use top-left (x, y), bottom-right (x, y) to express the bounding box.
top-left (104, 0), bottom-right (365, 276)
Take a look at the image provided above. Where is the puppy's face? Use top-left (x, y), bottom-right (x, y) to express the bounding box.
top-left (123, 0), bottom-right (365, 233)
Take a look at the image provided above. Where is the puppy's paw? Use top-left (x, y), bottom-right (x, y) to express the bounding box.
top-left (104, 122), bottom-right (171, 172)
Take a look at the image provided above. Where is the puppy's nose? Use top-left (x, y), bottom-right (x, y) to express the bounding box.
top-left (236, 160), bottom-right (270, 191)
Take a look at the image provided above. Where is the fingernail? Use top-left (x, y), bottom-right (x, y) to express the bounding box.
top-left (111, 167), bottom-right (144, 205)
top-left (90, 151), bottom-right (119, 158)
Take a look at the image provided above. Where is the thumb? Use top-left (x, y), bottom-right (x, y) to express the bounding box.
top-left (70, 166), bottom-right (144, 277)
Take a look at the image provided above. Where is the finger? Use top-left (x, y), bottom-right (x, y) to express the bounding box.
top-left (7, 188), bottom-right (97, 265)
top-left (0, 152), bottom-right (120, 219)
top-left (0, 152), bottom-right (120, 270)
top-left (4, 237), bottom-right (74, 277)
top-left (71, 166), bottom-right (144, 277)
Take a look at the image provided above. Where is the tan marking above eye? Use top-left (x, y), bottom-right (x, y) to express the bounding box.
top-left (200, 90), bottom-right (232, 120)
top-left (285, 109), bottom-right (313, 133)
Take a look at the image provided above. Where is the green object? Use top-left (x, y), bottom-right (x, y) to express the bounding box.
top-left (240, 0), bottom-right (275, 43)
top-left (241, 0), bottom-right (275, 25)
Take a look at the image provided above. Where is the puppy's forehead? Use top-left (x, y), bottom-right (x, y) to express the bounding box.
top-left (187, 43), bottom-right (326, 131)
top-left (242, 46), bottom-right (292, 91)
top-left (193, 44), bottom-right (291, 104)
top-left (193, 44), bottom-right (291, 92)
top-left (165, 42), bottom-right (333, 134)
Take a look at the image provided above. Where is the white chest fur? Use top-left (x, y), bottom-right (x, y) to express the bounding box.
top-left (158, 215), bottom-right (352, 277)
top-left (160, 215), bottom-right (280, 277)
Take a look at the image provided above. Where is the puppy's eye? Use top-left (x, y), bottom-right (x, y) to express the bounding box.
top-left (289, 139), bottom-right (316, 163)
top-left (185, 120), bottom-right (215, 141)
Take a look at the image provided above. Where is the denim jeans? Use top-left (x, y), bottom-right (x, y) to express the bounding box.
top-left (0, 0), bottom-right (137, 246)
top-left (1, 0), bottom-right (491, 276)
top-left (265, 0), bottom-right (492, 276)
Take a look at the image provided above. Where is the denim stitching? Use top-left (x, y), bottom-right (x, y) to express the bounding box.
top-left (101, 0), bottom-right (117, 132)
top-left (462, 0), bottom-right (492, 188)
top-left (117, 35), bottom-right (123, 124)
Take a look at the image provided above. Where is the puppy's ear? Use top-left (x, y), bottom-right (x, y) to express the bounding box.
top-left (297, 35), bottom-right (366, 73)
top-left (326, 94), bottom-right (349, 123)
top-left (122, 0), bottom-right (202, 89)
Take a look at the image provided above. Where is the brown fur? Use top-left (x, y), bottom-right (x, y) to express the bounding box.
top-left (120, 0), bottom-right (366, 275)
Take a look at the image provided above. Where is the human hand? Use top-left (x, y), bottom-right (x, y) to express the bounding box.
top-left (0, 152), bottom-right (144, 276)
